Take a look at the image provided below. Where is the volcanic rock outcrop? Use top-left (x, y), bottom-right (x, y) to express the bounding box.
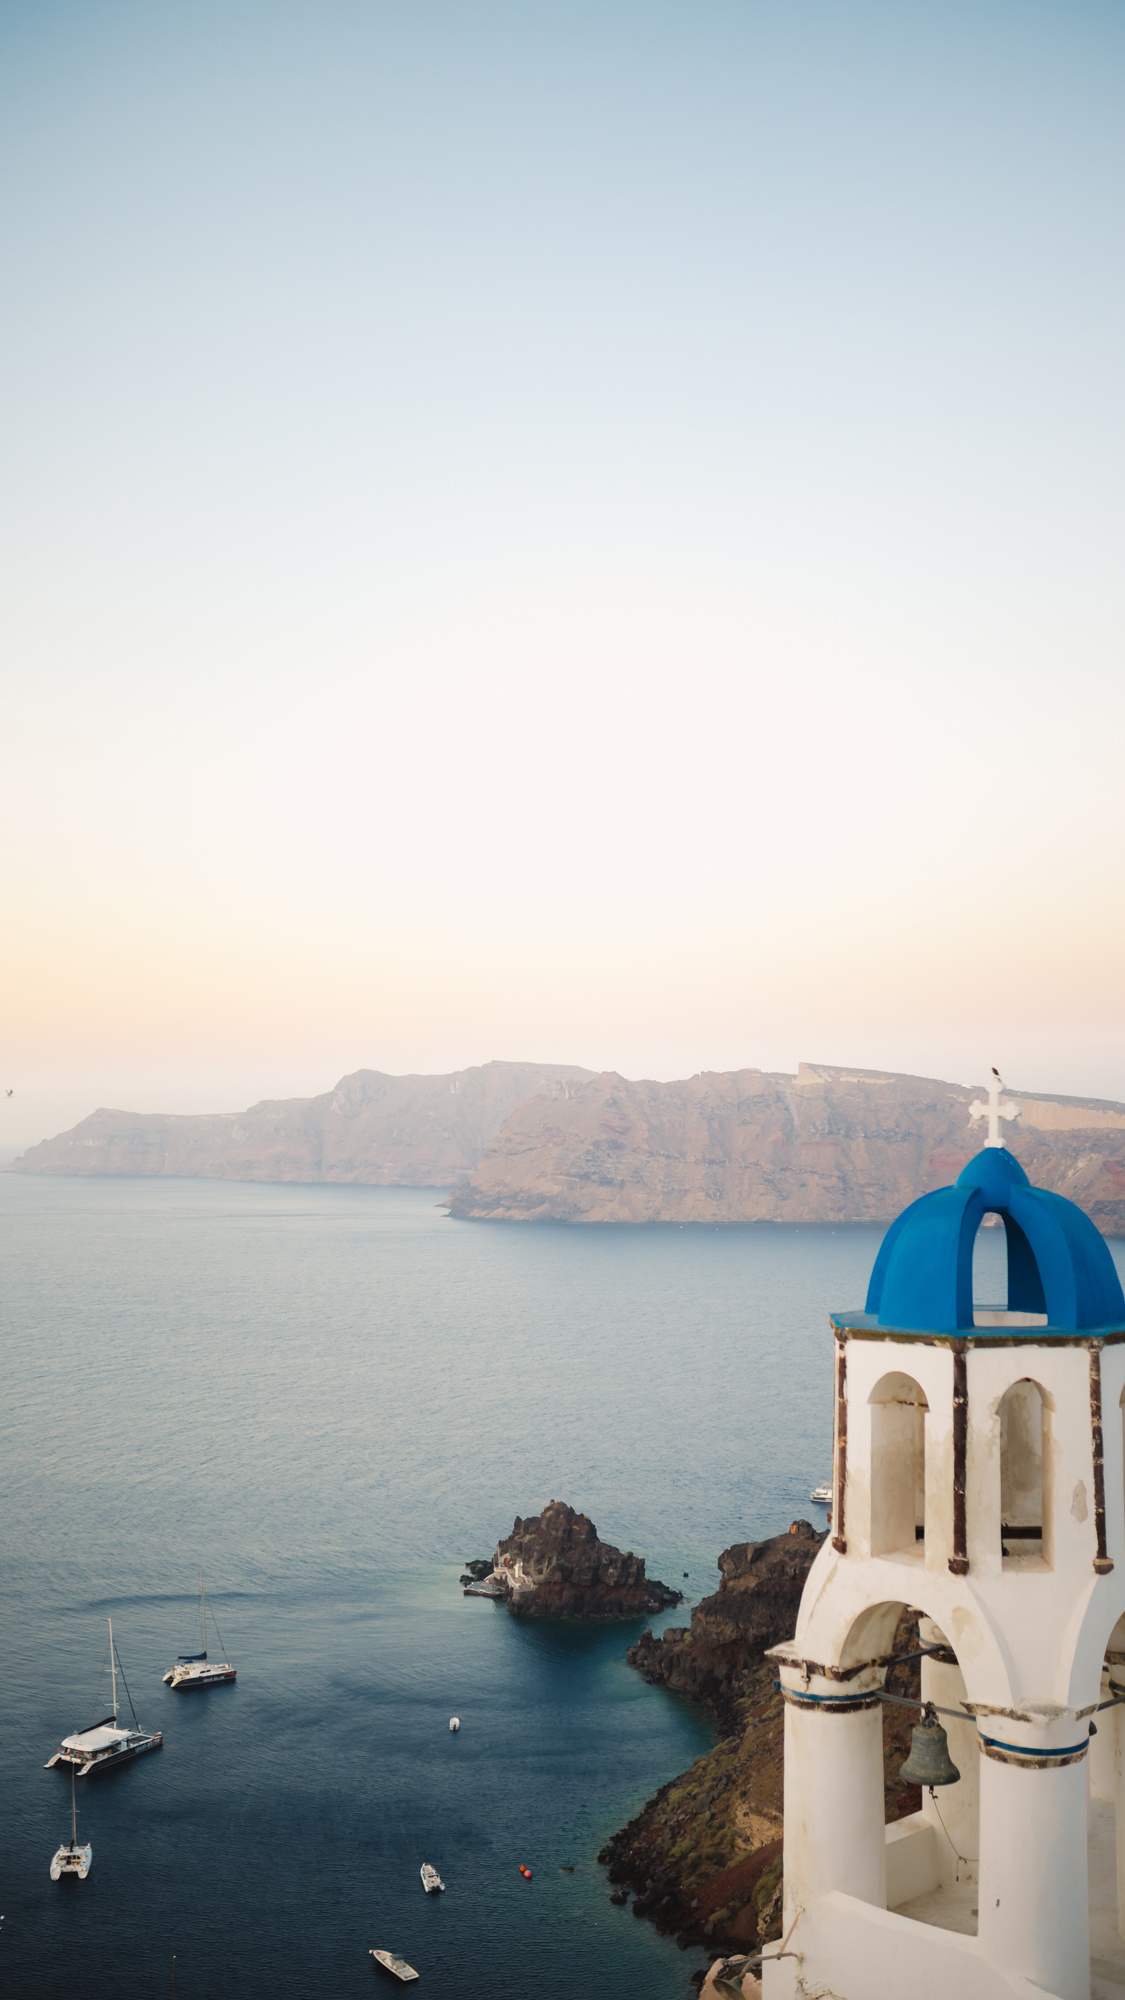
top-left (483, 1502), bottom-right (683, 1618)
top-left (626, 1521), bottom-right (825, 1714)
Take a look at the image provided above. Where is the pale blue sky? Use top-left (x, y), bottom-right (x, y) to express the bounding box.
top-left (2, 1), bottom-right (1123, 1145)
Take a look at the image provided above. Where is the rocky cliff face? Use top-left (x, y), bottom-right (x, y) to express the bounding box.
top-left (16, 1059), bottom-right (1124, 1232)
top-left (626, 1523), bottom-right (825, 1713)
top-left (489, 1501), bottom-right (683, 1618)
top-left (605, 1561), bottom-right (922, 1961)
top-left (448, 1063), bottom-right (1125, 1232)
top-left (10, 1061), bottom-right (594, 1185)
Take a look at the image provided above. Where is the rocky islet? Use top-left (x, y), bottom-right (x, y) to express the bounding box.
top-left (461, 1502), bottom-right (683, 1618)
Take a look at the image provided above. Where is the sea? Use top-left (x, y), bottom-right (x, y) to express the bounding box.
top-left (3, 1174), bottom-right (1093, 2000)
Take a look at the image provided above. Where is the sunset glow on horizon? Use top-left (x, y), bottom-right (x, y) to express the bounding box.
top-left (3, 0), bottom-right (1124, 1150)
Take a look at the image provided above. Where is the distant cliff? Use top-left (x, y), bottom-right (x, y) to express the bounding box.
top-left (447, 1063), bottom-right (1125, 1233)
top-left (14, 1059), bottom-right (1125, 1231)
top-left (10, 1061), bottom-right (594, 1185)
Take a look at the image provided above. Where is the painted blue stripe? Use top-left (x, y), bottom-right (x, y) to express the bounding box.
top-left (980, 1733), bottom-right (1089, 1758)
top-left (776, 1683), bottom-right (879, 1705)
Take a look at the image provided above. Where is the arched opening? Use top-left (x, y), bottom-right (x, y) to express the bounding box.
top-left (831, 1599), bottom-right (974, 1930)
top-left (869, 1374), bottom-right (927, 1559)
top-left (998, 1378), bottom-right (1051, 1566)
top-left (971, 1214), bottom-right (1049, 1328)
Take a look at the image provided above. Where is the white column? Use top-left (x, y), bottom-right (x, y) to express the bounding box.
top-left (976, 1742), bottom-right (1091, 2000)
top-left (1114, 1699), bottom-right (1125, 1939)
top-left (781, 1687), bottom-right (887, 1922)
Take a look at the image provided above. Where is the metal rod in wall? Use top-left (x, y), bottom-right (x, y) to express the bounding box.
top-left (832, 1334), bottom-right (848, 1555)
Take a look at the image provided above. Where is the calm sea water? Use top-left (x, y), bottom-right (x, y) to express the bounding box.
top-left (1, 1176), bottom-right (1069, 2000)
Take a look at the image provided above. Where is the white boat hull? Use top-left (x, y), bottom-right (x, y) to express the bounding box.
top-left (370, 1950), bottom-right (419, 1982)
top-left (50, 1842), bottom-right (92, 1881)
top-left (47, 1732), bottom-right (163, 1776)
top-left (165, 1662), bottom-right (236, 1689)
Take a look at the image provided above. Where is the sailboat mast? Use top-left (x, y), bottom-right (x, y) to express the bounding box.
top-left (200, 1568), bottom-right (207, 1653)
top-left (108, 1616), bottom-right (118, 1722)
top-left (71, 1768), bottom-right (77, 1845)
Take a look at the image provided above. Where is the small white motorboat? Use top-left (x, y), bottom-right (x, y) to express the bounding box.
top-left (448, 1717), bottom-right (459, 1733)
top-left (810, 1481), bottom-right (833, 1505)
top-left (420, 1862), bottom-right (445, 1893)
top-left (50, 1771), bottom-right (92, 1880)
top-left (370, 1950), bottom-right (420, 1983)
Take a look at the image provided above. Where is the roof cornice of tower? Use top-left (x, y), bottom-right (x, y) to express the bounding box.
top-left (829, 1312), bottom-right (1125, 1346)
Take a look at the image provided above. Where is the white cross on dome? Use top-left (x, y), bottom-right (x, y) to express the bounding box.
top-left (969, 1066), bottom-right (1021, 1147)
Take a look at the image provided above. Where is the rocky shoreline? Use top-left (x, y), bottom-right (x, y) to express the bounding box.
top-left (457, 1506), bottom-right (922, 1983)
top-left (600, 1526), bottom-right (923, 1968)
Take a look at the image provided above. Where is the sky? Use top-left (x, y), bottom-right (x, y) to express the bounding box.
top-left (2, 0), bottom-right (1124, 1152)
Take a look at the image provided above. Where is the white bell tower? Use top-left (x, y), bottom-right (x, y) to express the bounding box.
top-left (765, 1079), bottom-right (1125, 2000)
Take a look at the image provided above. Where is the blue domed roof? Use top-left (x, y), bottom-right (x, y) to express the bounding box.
top-left (861, 1147), bottom-right (1125, 1334)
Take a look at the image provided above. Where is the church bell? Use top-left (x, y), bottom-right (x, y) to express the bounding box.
top-left (900, 1702), bottom-right (961, 1788)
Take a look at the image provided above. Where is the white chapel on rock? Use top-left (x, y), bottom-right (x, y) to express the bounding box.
top-left (764, 1074), bottom-right (1125, 2000)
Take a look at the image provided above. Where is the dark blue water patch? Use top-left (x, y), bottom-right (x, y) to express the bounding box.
top-left (4, 1572), bottom-right (714, 2000)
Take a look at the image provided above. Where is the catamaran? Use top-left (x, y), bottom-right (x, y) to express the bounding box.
top-left (45, 1618), bottom-right (163, 1777)
top-left (50, 1769), bottom-right (92, 1879)
top-left (162, 1572), bottom-right (236, 1690)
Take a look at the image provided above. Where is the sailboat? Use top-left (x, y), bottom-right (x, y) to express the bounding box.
top-left (162, 1572), bottom-right (236, 1690)
top-left (45, 1618), bottom-right (163, 1777)
top-left (50, 1769), bottom-right (92, 1879)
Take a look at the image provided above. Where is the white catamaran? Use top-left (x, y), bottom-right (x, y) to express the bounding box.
top-left (50, 1769), bottom-right (92, 1879)
top-left (45, 1618), bottom-right (163, 1777)
top-left (162, 1571), bottom-right (236, 1690)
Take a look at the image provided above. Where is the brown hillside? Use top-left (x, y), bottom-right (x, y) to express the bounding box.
top-left (11, 1061), bottom-right (594, 1185)
top-left (447, 1063), bottom-right (1125, 1232)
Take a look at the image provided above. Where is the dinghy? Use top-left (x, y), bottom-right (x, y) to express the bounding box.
top-left (370, 1950), bottom-right (419, 1982)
